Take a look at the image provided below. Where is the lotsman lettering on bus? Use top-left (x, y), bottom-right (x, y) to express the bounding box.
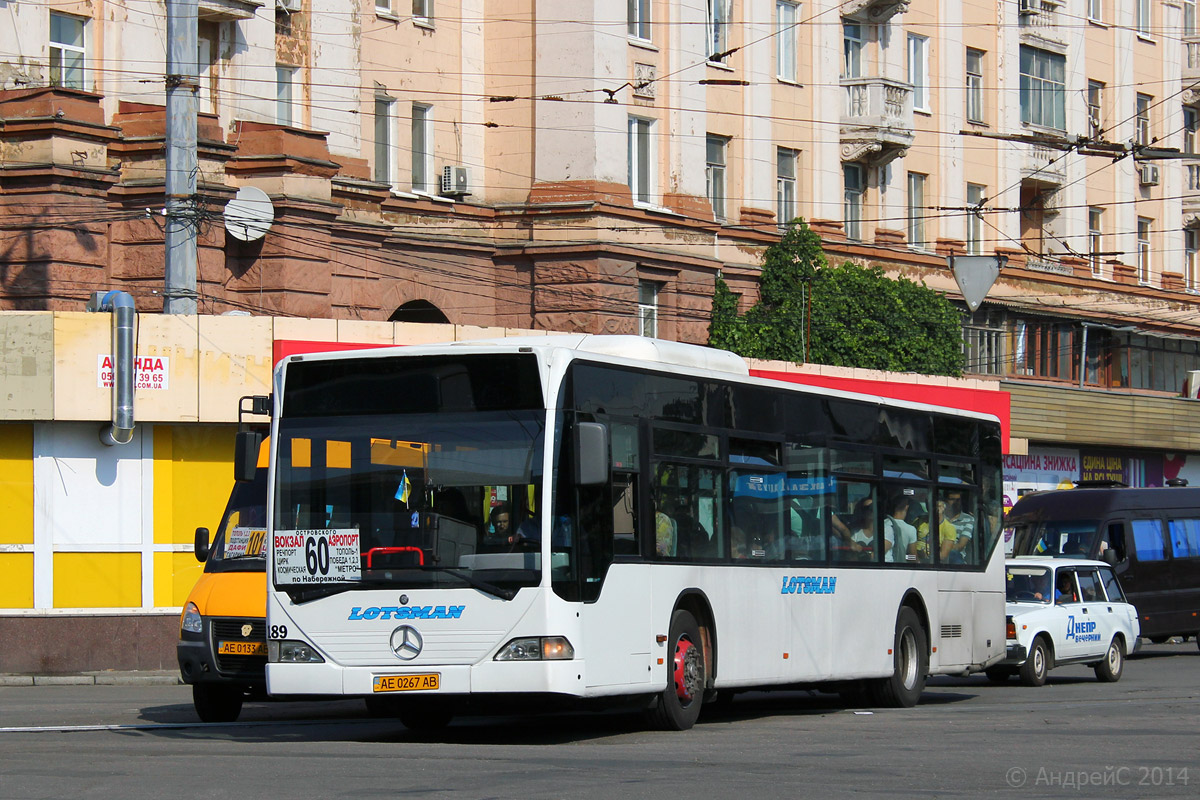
top-left (779, 576), bottom-right (837, 595)
top-left (348, 605), bottom-right (466, 621)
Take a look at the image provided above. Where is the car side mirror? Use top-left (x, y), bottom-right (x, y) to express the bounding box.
top-left (194, 527), bottom-right (210, 563)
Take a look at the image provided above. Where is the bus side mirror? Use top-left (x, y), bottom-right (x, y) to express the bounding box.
top-left (1100, 548), bottom-right (1118, 566)
top-left (575, 422), bottom-right (609, 486)
top-left (234, 429), bottom-right (264, 482)
top-left (194, 527), bottom-right (210, 563)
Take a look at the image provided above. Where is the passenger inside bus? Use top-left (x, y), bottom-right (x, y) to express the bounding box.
top-left (883, 493), bottom-right (919, 563)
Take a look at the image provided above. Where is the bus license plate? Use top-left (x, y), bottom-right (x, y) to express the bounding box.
top-left (373, 674), bottom-right (440, 693)
top-left (217, 641), bottom-right (267, 656)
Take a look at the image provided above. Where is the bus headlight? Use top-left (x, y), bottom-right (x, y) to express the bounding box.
top-left (180, 602), bottom-right (203, 635)
top-left (268, 640), bottom-right (326, 663)
top-left (494, 636), bottom-right (574, 661)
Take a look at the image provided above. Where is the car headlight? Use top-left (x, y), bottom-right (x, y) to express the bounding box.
top-left (181, 602), bottom-right (202, 635)
top-left (268, 640), bottom-right (325, 663)
top-left (494, 636), bottom-right (574, 661)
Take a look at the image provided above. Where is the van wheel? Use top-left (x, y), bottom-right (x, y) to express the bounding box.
top-left (192, 683), bottom-right (244, 723)
top-left (1020, 637), bottom-right (1049, 687)
top-left (867, 607), bottom-right (928, 708)
top-left (1094, 638), bottom-right (1124, 683)
top-left (646, 609), bottom-right (706, 730)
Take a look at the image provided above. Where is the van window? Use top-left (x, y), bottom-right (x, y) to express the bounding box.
top-left (1100, 567), bottom-right (1126, 603)
top-left (1077, 569), bottom-right (1103, 602)
top-left (1130, 519), bottom-right (1167, 561)
top-left (1167, 518), bottom-right (1200, 558)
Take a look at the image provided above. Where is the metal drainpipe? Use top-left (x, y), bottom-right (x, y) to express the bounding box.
top-left (87, 291), bottom-right (137, 446)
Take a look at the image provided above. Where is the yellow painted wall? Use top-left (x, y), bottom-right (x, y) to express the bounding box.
top-left (154, 551), bottom-right (204, 608)
top-left (0, 424), bottom-right (33, 544)
top-left (0, 553), bottom-right (34, 608)
top-left (153, 425), bottom-right (237, 545)
top-left (53, 552), bottom-right (141, 608)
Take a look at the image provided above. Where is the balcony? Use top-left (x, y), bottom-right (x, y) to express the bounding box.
top-left (1019, 0), bottom-right (1063, 45)
top-left (1021, 144), bottom-right (1066, 187)
top-left (1186, 37), bottom-right (1200, 88)
top-left (841, 0), bottom-right (910, 24)
top-left (840, 77), bottom-right (914, 167)
top-left (198, 0), bottom-right (263, 21)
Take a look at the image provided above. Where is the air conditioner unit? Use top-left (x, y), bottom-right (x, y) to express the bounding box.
top-left (276, 0), bottom-right (301, 13)
top-left (1187, 370), bottom-right (1200, 399)
top-left (1018, 0), bottom-right (1037, 14)
top-left (1139, 164), bottom-right (1160, 186)
top-left (440, 165), bottom-right (471, 197)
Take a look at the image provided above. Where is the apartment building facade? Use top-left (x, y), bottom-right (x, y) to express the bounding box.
top-left (5, 2), bottom-right (1200, 666)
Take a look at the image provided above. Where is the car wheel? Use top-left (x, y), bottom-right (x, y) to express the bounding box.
top-left (1019, 637), bottom-right (1049, 687)
top-left (1094, 638), bottom-right (1124, 683)
top-left (984, 667), bottom-right (1013, 683)
top-left (646, 609), bottom-right (706, 731)
top-left (192, 683), bottom-right (244, 723)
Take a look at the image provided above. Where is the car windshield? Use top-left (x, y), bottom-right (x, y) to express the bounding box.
top-left (1009, 520), bottom-right (1101, 558)
top-left (1006, 565), bottom-right (1052, 604)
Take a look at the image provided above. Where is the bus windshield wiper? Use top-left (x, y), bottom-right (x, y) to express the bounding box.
top-left (434, 568), bottom-right (516, 601)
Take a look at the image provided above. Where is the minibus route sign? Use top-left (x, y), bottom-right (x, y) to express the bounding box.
top-left (273, 529), bottom-right (361, 584)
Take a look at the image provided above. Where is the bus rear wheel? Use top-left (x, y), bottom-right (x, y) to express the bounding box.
top-left (647, 609), bottom-right (706, 731)
top-left (867, 606), bottom-right (928, 708)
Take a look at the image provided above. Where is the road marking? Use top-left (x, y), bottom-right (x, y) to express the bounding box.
top-left (0, 718), bottom-right (380, 734)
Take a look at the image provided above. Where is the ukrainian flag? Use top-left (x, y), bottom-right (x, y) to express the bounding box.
top-left (1034, 537), bottom-right (1046, 554)
top-left (395, 470), bottom-right (412, 504)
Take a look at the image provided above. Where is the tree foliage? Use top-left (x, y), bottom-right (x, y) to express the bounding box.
top-left (708, 220), bottom-right (964, 376)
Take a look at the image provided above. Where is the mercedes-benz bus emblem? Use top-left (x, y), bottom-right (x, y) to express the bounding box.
top-left (389, 625), bottom-right (423, 660)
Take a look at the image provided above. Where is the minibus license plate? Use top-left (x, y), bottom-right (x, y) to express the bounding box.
top-left (373, 674), bottom-right (440, 693)
top-left (217, 641), bottom-right (267, 656)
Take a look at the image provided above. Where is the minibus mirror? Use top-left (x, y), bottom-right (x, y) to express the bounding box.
top-left (194, 527), bottom-right (210, 563)
top-left (1100, 548), bottom-right (1118, 566)
top-left (575, 422), bottom-right (609, 486)
top-left (234, 430), bottom-right (264, 482)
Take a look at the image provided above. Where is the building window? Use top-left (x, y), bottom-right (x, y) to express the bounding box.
top-left (1089, 207), bottom-right (1103, 277)
top-left (707, 0), bottom-right (730, 62)
top-left (706, 135), bottom-right (728, 221)
top-left (962, 308), bottom-right (1005, 376)
top-left (1015, 318), bottom-right (1077, 381)
top-left (276, 65), bottom-right (297, 127)
top-left (373, 94), bottom-right (394, 185)
top-left (49, 13), bottom-right (86, 90)
top-left (1136, 0), bottom-right (1151, 36)
top-left (412, 0), bottom-right (433, 24)
top-left (1020, 46), bottom-right (1066, 131)
top-left (1087, 0), bottom-right (1103, 23)
top-left (965, 49), bottom-right (984, 124)
top-left (908, 34), bottom-right (929, 112)
top-left (376, 0), bottom-right (391, 13)
top-left (1136, 94), bottom-right (1152, 146)
top-left (777, 1), bottom-right (799, 82)
top-left (1186, 0), bottom-right (1197, 35)
top-left (844, 163), bottom-right (865, 241)
top-left (1187, 228), bottom-right (1200, 291)
top-left (966, 183), bottom-right (985, 255)
top-left (777, 147), bottom-right (798, 228)
top-left (638, 281), bottom-right (660, 338)
top-left (843, 22), bottom-right (864, 79)
top-left (628, 117), bottom-right (654, 205)
top-left (1137, 218), bottom-right (1152, 283)
top-left (907, 172), bottom-right (927, 250)
top-left (1186, 106), bottom-right (1199, 155)
top-left (1087, 81), bottom-right (1104, 139)
top-left (411, 103), bottom-right (433, 193)
top-left (628, 0), bottom-right (651, 40)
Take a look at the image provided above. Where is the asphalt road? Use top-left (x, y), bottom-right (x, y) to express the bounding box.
top-left (1, 643), bottom-right (1197, 799)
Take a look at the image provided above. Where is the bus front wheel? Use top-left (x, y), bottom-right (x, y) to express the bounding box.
top-left (867, 606), bottom-right (928, 708)
top-left (647, 609), bottom-right (706, 731)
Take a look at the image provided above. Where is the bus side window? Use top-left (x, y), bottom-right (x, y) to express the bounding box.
top-left (612, 474), bottom-right (638, 556)
top-left (1130, 518), bottom-right (1167, 561)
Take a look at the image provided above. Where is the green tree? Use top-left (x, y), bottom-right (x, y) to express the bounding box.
top-left (708, 220), bottom-right (964, 376)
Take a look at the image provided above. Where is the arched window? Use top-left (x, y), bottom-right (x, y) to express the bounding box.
top-left (389, 300), bottom-right (450, 324)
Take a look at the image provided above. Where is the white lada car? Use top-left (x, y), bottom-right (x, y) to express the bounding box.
top-left (990, 557), bottom-right (1140, 687)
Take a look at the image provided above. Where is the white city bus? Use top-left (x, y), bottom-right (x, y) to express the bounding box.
top-left (259, 336), bottom-right (1005, 730)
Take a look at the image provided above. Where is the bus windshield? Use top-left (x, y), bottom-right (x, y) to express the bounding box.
top-left (1009, 520), bottom-right (1100, 558)
top-left (273, 410), bottom-right (545, 598)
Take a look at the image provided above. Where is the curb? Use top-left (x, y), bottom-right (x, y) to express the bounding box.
top-left (1, 673), bottom-right (182, 687)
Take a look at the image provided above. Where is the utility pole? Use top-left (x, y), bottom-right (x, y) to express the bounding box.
top-left (164, 0), bottom-right (198, 315)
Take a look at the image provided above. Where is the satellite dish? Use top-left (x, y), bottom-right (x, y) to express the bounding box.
top-left (224, 186), bottom-right (274, 242)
